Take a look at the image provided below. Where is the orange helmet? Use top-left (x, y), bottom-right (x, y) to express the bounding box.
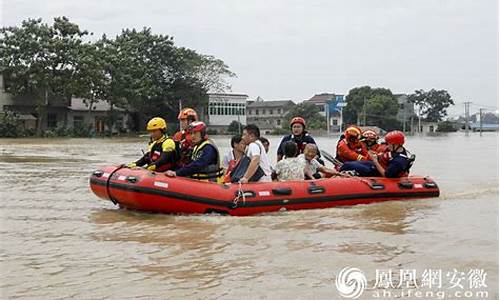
top-left (344, 126), bottom-right (362, 141)
top-left (178, 107), bottom-right (198, 121)
top-left (290, 117), bottom-right (306, 128)
top-left (362, 130), bottom-right (378, 140)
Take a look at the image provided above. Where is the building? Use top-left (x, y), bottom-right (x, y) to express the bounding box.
top-left (419, 121), bottom-right (439, 133)
top-left (67, 98), bottom-right (129, 133)
top-left (207, 93), bottom-right (248, 132)
top-left (395, 94), bottom-right (416, 132)
top-left (246, 97), bottom-right (296, 134)
top-left (307, 93), bottom-right (346, 132)
top-left (0, 75), bottom-right (129, 133)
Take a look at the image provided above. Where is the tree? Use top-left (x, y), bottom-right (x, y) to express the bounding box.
top-left (282, 102), bottom-right (326, 130)
top-left (227, 120), bottom-right (242, 134)
top-left (408, 89), bottom-right (454, 122)
top-left (343, 86), bottom-right (400, 130)
top-left (0, 17), bottom-right (89, 135)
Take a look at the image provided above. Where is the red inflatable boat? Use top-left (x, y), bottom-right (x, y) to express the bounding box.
top-left (89, 165), bottom-right (440, 216)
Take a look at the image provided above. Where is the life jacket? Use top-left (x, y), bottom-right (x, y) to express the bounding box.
top-left (147, 135), bottom-right (178, 172)
top-left (336, 139), bottom-right (368, 162)
top-left (378, 148), bottom-right (414, 177)
top-left (173, 130), bottom-right (194, 167)
top-left (190, 139), bottom-right (224, 183)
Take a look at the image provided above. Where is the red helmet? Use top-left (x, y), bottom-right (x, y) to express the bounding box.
top-left (362, 130), bottom-right (378, 140)
top-left (344, 126), bottom-right (362, 140)
top-left (187, 121), bottom-right (207, 137)
top-left (178, 107), bottom-right (199, 121)
top-left (290, 117), bottom-right (306, 128)
top-left (385, 130), bottom-right (405, 145)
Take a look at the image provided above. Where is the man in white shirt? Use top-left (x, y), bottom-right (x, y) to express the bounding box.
top-left (240, 124), bottom-right (272, 183)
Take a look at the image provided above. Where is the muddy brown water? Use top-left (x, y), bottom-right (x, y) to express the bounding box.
top-left (0, 133), bottom-right (498, 299)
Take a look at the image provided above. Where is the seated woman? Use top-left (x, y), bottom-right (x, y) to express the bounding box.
top-left (222, 135), bottom-right (246, 183)
top-left (127, 117), bottom-right (177, 172)
top-left (340, 131), bottom-right (412, 178)
top-left (165, 121), bottom-right (223, 182)
top-left (298, 144), bottom-right (342, 179)
top-left (274, 141), bottom-right (305, 181)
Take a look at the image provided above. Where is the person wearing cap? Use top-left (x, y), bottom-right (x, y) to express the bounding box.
top-left (173, 107), bottom-right (199, 167)
top-left (361, 129), bottom-right (386, 153)
top-left (127, 117), bottom-right (177, 172)
top-left (277, 117), bottom-right (318, 162)
top-left (340, 130), bottom-right (412, 178)
top-left (166, 121), bottom-right (223, 182)
top-left (336, 125), bottom-right (369, 162)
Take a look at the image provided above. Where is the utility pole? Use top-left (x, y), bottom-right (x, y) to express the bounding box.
top-left (479, 108), bottom-right (484, 136)
top-left (325, 103), bottom-right (330, 136)
top-left (362, 97), bottom-right (367, 126)
top-left (464, 101), bottom-right (472, 136)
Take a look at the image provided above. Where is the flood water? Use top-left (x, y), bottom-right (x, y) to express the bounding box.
top-left (1, 133), bottom-right (498, 299)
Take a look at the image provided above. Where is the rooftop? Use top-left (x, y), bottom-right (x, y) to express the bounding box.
top-left (247, 100), bottom-right (295, 108)
top-left (307, 93), bottom-right (336, 104)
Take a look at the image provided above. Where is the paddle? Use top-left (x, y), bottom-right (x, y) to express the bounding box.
top-left (319, 150), bottom-right (344, 167)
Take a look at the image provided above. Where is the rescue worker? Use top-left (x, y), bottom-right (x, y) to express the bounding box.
top-left (361, 129), bottom-right (387, 153)
top-left (165, 121), bottom-right (223, 182)
top-left (340, 130), bottom-right (412, 178)
top-left (336, 125), bottom-right (369, 162)
top-left (370, 130), bottom-right (412, 178)
top-left (127, 117), bottom-right (177, 172)
top-left (277, 117), bottom-right (318, 162)
top-left (173, 107), bottom-right (198, 166)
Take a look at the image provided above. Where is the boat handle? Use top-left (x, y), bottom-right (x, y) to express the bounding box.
top-left (125, 176), bottom-right (138, 183)
top-left (398, 181), bottom-right (414, 189)
top-left (272, 188), bottom-right (292, 196)
top-left (308, 186), bottom-right (325, 194)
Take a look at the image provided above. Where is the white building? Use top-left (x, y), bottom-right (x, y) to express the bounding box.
top-left (208, 93), bottom-right (248, 131)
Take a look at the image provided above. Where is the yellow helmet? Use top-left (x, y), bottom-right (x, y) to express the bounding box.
top-left (147, 117), bottom-right (167, 131)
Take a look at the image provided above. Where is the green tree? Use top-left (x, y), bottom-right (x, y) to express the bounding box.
top-left (408, 89), bottom-right (454, 122)
top-left (343, 86), bottom-right (399, 130)
top-left (282, 102), bottom-right (326, 130)
top-left (0, 17), bottom-right (89, 135)
top-left (227, 120), bottom-right (242, 134)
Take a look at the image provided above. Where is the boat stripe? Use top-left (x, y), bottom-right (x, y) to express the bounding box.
top-left (90, 178), bottom-right (439, 209)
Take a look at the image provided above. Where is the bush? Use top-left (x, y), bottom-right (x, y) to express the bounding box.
top-left (0, 111), bottom-right (19, 137)
top-left (72, 123), bottom-right (93, 137)
top-left (207, 128), bottom-right (218, 135)
top-left (437, 120), bottom-right (458, 132)
top-left (271, 127), bottom-right (289, 135)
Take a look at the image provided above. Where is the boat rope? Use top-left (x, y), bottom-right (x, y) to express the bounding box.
top-left (106, 164), bottom-right (125, 205)
top-left (232, 181), bottom-right (246, 209)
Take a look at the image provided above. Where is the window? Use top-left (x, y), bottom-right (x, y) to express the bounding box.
top-left (319, 106), bottom-right (325, 112)
top-left (248, 109), bottom-right (252, 115)
top-left (277, 119), bottom-right (281, 126)
top-left (278, 108), bottom-right (282, 114)
top-left (256, 109), bottom-right (259, 115)
top-left (270, 109), bottom-right (273, 115)
top-left (73, 115), bottom-right (84, 127)
top-left (47, 113), bottom-right (57, 128)
top-left (429, 125), bottom-right (434, 132)
top-left (399, 103), bottom-right (405, 109)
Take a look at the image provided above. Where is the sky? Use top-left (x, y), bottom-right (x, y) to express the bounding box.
top-left (2, 0), bottom-right (498, 117)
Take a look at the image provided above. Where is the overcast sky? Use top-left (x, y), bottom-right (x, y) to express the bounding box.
top-left (2, 0), bottom-right (498, 116)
